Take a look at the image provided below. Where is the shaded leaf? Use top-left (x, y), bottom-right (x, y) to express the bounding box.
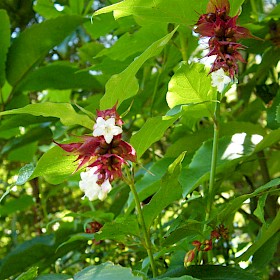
top-left (100, 28), bottom-right (177, 109)
top-left (0, 235), bottom-right (55, 280)
top-left (0, 9), bottom-right (10, 87)
top-left (0, 195), bottom-right (35, 217)
top-left (74, 262), bottom-right (142, 280)
top-left (17, 62), bottom-right (103, 91)
top-left (180, 134), bottom-right (257, 197)
top-left (95, 215), bottom-right (140, 241)
top-left (6, 15), bottom-right (86, 87)
top-left (236, 209), bottom-right (280, 262)
top-left (57, 233), bottom-right (95, 251)
top-left (185, 265), bottom-right (260, 280)
top-left (143, 153), bottom-right (185, 228)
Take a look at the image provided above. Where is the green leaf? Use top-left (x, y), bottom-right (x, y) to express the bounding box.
top-left (56, 233), bottom-right (95, 251)
top-left (31, 145), bottom-right (77, 184)
top-left (255, 128), bottom-right (280, 152)
top-left (37, 274), bottom-right (72, 280)
top-left (185, 265), bottom-right (260, 280)
top-left (1, 127), bottom-right (52, 154)
top-left (160, 276), bottom-right (199, 280)
top-left (0, 102), bottom-right (94, 129)
top-left (236, 209), bottom-right (280, 262)
top-left (15, 267), bottom-right (38, 280)
top-left (162, 220), bottom-right (203, 246)
top-left (166, 121), bottom-right (266, 157)
top-left (16, 163), bottom-right (35, 185)
top-left (0, 9), bottom-right (10, 87)
top-left (216, 178), bottom-right (280, 224)
top-left (253, 194), bottom-right (267, 225)
top-left (6, 15), bottom-right (86, 87)
top-left (0, 235), bottom-right (55, 279)
top-left (180, 134), bottom-right (256, 197)
top-left (0, 195), bottom-right (35, 217)
top-left (100, 28), bottom-right (177, 109)
top-left (74, 262), bottom-right (143, 280)
top-left (17, 62), bottom-right (103, 92)
top-left (95, 23), bottom-right (167, 61)
top-left (84, 13), bottom-right (119, 39)
top-left (166, 63), bottom-right (215, 118)
top-left (130, 114), bottom-right (180, 158)
top-left (94, 0), bottom-right (209, 26)
top-left (34, 0), bottom-right (64, 18)
top-left (126, 158), bottom-right (175, 213)
top-left (229, 0), bottom-right (246, 16)
top-left (251, 232), bottom-right (280, 271)
top-left (143, 153), bottom-right (185, 228)
top-left (276, 104), bottom-right (280, 123)
top-left (95, 215), bottom-right (140, 242)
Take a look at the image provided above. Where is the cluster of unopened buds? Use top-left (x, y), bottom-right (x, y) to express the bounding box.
top-left (85, 221), bottom-right (103, 244)
top-left (55, 105), bottom-right (136, 201)
top-left (184, 224), bottom-right (229, 266)
top-left (194, 0), bottom-right (257, 90)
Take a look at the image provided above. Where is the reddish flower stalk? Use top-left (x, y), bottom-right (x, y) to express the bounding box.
top-left (194, 0), bottom-right (256, 78)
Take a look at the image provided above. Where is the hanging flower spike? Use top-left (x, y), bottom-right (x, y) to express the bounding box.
top-left (194, 0), bottom-right (257, 78)
top-left (55, 104), bottom-right (136, 201)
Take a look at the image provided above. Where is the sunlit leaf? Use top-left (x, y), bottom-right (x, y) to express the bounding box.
top-left (15, 266), bottom-right (38, 280)
top-left (94, 0), bottom-right (209, 25)
top-left (130, 114), bottom-right (180, 158)
top-left (0, 102), bottom-right (94, 129)
top-left (166, 63), bottom-right (215, 118)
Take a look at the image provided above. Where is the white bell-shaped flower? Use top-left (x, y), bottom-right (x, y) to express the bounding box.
top-left (79, 167), bottom-right (112, 201)
top-left (93, 117), bottom-right (123, 144)
top-left (211, 68), bottom-right (231, 93)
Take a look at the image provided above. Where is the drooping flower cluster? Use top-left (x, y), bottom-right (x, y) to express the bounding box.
top-left (194, 0), bottom-right (255, 78)
top-left (55, 105), bottom-right (136, 201)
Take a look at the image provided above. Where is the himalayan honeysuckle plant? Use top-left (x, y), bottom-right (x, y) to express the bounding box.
top-left (0, 0), bottom-right (279, 279)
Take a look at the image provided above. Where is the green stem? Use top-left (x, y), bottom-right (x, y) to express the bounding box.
top-left (199, 92), bottom-right (221, 265)
top-left (207, 92), bottom-right (221, 216)
top-left (125, 170), bottom-right (157, 277)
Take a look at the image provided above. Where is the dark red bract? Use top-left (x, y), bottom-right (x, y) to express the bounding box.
top-left (55, 105), bottom-right (136, 184)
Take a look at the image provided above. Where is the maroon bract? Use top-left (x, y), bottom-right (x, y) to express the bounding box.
top-left (194, 0), bottom-right (256, 78)
top-left (55, 105), bottom-right (136, 187)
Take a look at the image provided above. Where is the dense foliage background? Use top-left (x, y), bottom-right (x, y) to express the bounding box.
top-left (0, 0), bottom-right (279, 279)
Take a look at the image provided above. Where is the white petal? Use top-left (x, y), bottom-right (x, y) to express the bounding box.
top-left (104, 132), bottom-right (114, 144)
top-left (106, 118), bottom-right (116, 125)
top-left (93, 127), bottom-right (105, 137)
top-left (111, 126), bottom-right (122, 135)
